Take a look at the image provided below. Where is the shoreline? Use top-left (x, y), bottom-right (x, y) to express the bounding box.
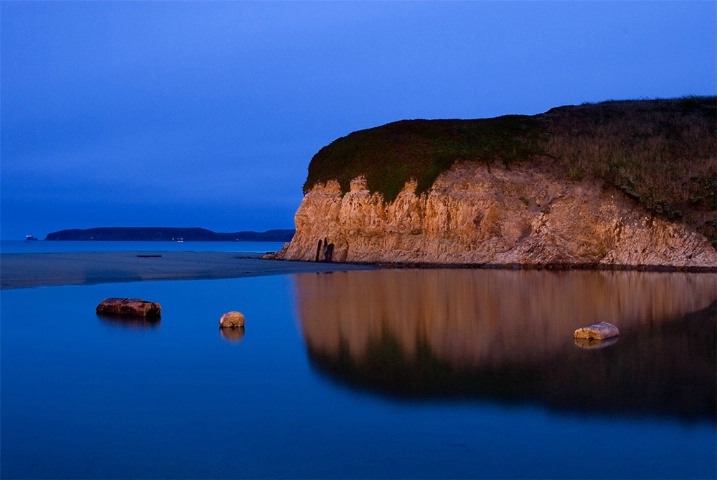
top-left (370, 261), bottom-right (717, 273)
top-left (0, 251), bottom-right (374, 290)
top-left (2, 251), bottom-right (714, 290)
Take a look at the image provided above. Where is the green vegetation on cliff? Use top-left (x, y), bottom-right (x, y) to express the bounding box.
top-left (304, 96), bottom-right (716, 245)
top-left (305, 115), bottom-right (543, 201)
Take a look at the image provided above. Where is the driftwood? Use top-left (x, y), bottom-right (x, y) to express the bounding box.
top-left (96, 298), bottom-right (162, 318)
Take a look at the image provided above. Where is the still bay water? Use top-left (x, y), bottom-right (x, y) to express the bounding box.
top-left (1, 258), bottom-right (715, 478)
top-left (0, 240), bottom-right (287, 254)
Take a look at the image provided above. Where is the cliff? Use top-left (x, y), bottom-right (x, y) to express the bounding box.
top-left (277, 98), bottom-right (716, 269)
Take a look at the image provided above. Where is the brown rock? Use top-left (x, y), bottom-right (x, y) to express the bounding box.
top-left (574, 322), bottom-right (620, 340)
top-left (219, 311), bottom-right (245, 328)
top-left (96, 298), bottom-right (161, 318)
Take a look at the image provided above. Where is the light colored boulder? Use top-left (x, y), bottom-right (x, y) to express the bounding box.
top-left (219, 311), bottom-right (245, 328)
top-left (574, 322), bottom-right (619, 340)
top-left (96, 298), bottom-right (161, 318)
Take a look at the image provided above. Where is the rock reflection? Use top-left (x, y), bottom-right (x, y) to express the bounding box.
top-left (97, 313), bottom-right (160, 329)
top-left (293, 270), bottom-right (716, 419)
top-left (573, 336), bottom-right (618, 349)
top-left (220, 326), bottom-right (245, 343)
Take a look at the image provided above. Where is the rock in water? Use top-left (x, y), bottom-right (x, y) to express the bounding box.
top-left (219, 311), bottom-right (245, 328)
top-left (96, 298), bottom-right (161, 318)
top-left (573, 322), bottom-right (619, 340)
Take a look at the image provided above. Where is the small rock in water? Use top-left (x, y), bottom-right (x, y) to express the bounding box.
top-left (96, 298), bottom-right (161, 318)
top-left (219, 311), bottom-right (245, 328)
top-left (573, 321), bottom-right (619, 340)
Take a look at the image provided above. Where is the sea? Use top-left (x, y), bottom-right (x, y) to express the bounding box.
top-left (0, 239), bottom-right (286, 254)
top-left (1, 241), bottom-right (715, 479)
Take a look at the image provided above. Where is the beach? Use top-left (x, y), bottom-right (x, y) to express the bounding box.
top-left (0, 251), bottom-right (373, 289)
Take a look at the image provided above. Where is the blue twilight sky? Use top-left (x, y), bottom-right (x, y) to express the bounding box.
top-left (1, 1), bottom-right (715, 240)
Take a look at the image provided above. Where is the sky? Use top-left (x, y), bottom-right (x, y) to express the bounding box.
top-left (1, 1), bottom-right (715, 240)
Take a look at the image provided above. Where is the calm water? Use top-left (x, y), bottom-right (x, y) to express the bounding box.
top-left (0, 240), bottom-right (286, 254)
top-left (1, 269), bottom-right (715, 479)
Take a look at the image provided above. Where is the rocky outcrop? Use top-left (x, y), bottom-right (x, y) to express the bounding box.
top-left (96, 298), bottom-right (161, 318)
top-left (574, 322), bottom-right (619, 340)
top-left (279, 160), bottom-right (716, 269)
top-left (219, 311), bottom-right (245, 328)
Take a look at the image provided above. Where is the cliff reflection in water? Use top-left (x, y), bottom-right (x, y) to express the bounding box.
top-left (293, 269), bottom-right (716, 420)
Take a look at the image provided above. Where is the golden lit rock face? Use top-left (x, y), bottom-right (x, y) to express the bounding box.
top-left (282, 162), bottom-right (717, 268)
top-left (293, 269), bottom-right (716, 368)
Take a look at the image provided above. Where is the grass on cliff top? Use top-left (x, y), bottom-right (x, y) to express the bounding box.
top-left (304, 115), bottom-right (543, 201)
top-left (541, 96), bottom-right (716, 245)
top-left (303, 96), bottom-right (716, 246)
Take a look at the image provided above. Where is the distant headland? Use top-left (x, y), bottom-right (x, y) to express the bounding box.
top-left (45, 227), bottom-right (295, 242)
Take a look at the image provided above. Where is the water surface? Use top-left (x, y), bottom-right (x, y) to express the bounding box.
top-left (295, 269), bottom-right (716, 419)
top-left (0, 240), bottom-right (286, 254)
top-left (1, 269), bottom-right (714, 478)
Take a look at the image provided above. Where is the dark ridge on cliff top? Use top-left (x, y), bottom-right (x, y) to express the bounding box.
top-left (304, 96), bottom-right (716, 246)
top-left (45, 227), bottom-right (295, 242)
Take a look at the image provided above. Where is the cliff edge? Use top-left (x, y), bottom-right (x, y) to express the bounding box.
top-left (277, 98), bottom-right (716, 269)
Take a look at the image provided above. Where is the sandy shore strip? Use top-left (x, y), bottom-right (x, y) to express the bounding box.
top-left (0, 251), bottom-right (375, 289)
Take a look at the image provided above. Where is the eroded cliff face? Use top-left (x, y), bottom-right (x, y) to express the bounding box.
top-left (280, 161), bottom-right (716, 268)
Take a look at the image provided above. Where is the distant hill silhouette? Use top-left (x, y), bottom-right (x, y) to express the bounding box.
top-left (45, 227), bottom-right (294, 242)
